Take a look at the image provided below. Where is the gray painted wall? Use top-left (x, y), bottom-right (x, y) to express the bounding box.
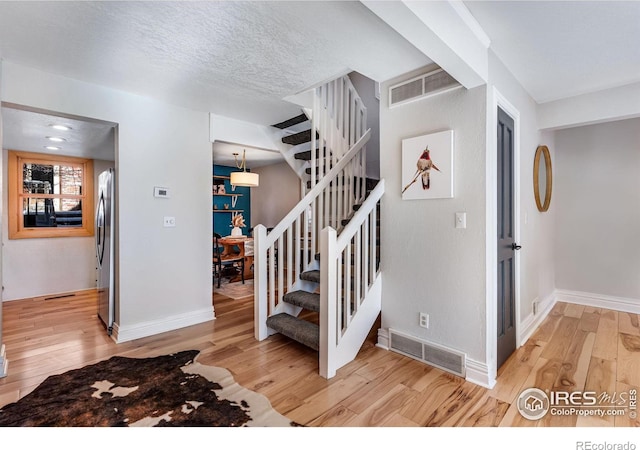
top-left (380, 65), bottom-right (488, 363)
top-left (349, 71), bottom-right (380, 179)
top-left (555, 118), bottom-right (640, 300)
top-left (251, 161), bottom-right (300, 229)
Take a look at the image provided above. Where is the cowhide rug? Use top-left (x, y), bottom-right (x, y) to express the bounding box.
top-left (0, 350), bottom-right (299, 427)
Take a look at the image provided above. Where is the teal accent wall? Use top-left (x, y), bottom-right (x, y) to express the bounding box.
top-left (213, 165), bottom-right (251, 238)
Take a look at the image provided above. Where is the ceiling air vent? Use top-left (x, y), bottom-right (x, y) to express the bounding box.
top-left (389, 68), bottom-right (462, 107)
top-left (389, 328), bottom-right (466, 377)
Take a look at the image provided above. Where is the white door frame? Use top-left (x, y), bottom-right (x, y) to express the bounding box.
top-left (485, 86), bottom-right (521, 387)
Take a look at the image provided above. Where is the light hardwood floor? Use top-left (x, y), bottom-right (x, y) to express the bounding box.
top-left (1, 290), bottom-right (638, 427)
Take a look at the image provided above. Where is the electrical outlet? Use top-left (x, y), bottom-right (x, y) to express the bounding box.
top-left (533, 300), bottom-right (539, 315)
top-left (163, 216), bottom-right (176, 228)
top-left (419, 312), bottom-right (429, 329)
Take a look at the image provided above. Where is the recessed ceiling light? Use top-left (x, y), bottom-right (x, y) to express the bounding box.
top-left (50, 124), bottom-right (72, 131)
top-left (44, 146), bottom-right (61, 151)
top-left (46, 136), bottom-right (66, 143)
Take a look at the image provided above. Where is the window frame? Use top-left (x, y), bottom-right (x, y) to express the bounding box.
top-left (8, 150), bottom-right (95, 239)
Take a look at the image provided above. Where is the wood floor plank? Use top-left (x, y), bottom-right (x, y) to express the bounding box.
top-left (564, 303), bottom-right (586, 319)
top-left (619, 312), bottom-right (640, 336)
top-left (553, 329), bottom-right (595, 391)
top-left (579, 309), bottom-right (600, 333)
top-left (307, 404), bottom-right (358, 427)
top-left (285, 373), bottom-right (370, 424)
top-left (1, 291), bottom-right (637, 428)
top-left (455, 394), bottom-right (510, 427)
top-left (593, 310), bottom-right (619, 360)
top-left (530, 303), bottom-right (564, 342)
top-left (618, 332), bottom-right (640, 387)
top-left (341, 384), bottom-right (417, 427)
top-left (577, 357), bottom-right (617, 427)
top-left (379, 412), bottom-right (421, 427)
top-left (540, 316), bottom-right (580, 361)
top-left (398, 372), bottom-right (464, 425)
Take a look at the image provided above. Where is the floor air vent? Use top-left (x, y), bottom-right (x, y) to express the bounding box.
top-left (389, 68), bottom-right (462, 107)
top-left (389, 329), bottom-right (466, 377)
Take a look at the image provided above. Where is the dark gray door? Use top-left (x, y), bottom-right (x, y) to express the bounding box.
top-left (497, 107), bottom-right (519, 369)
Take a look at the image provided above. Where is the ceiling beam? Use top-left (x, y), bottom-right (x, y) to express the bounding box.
top-left (361, 0), bottom-right (489, 88)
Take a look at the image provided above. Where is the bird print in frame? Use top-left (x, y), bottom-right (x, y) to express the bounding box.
top-left (401, 130), bottom-right (454, 200)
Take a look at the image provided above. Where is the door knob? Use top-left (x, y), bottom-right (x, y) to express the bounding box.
top-left (512, 243), bottom-right (522, 250)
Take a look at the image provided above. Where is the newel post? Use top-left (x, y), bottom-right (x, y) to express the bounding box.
top-left (320, 226), bottom-right (338, 379)
top-left (253, 224), bottom-right (268, 341)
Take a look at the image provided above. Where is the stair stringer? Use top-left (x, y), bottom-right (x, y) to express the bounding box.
top-left (321, 273), bottom-right (381, 378)
top-left (319, 179), bottom-right (385, 378)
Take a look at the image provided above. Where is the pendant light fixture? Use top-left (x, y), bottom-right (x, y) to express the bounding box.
top-left (230, 149), bottom-right (259, 187)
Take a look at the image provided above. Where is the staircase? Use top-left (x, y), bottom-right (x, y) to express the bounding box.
top-left (253, 75), bottom-right (384, 379)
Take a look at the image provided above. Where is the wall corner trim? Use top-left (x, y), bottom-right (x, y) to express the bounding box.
top-left (465, 358), bottom-right (495, 389)
top-left (0, 345), bottom-right (7, 378)
top-left (376, 327), bottom-right (390, 350)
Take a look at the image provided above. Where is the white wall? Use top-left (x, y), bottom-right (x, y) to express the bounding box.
top-left (1, 62), bottom-right (213, 340)
top-left (379, 65), bottom-right (488, 363)
top-left (250, 162), bottom-right (300, 229)
top-left (555, 118), bottom-right (640, 300)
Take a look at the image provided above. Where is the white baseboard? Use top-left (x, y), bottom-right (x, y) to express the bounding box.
top-left (465, 358), bottom-right (495, 389)
top-left (519, 292), bottom-right (557, 345)
top-left (0, 344), bottom-right (7, 378)
top-left (376, 327), bottom-right (390, 350)
top-left (113, 307), bottom-right (215, 343)
top-left (556, 289), bottom-right (640, 314)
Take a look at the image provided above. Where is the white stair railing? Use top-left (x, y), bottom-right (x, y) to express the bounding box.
top-left (254, 130), bottom-right (370, 340)
top-left (320, 180), bottom-right (383, 378)
top-left (309, 76), bottom-right (367, 201)
top-left (254, 74), bottom-right (380, 379)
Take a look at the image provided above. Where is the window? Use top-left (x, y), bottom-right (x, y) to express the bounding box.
top-left (8, 150), bottom-right (94, 239)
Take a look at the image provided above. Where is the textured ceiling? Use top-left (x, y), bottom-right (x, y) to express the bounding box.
top-left (2, 105), bottom-right (116, 161)
top-left (0, 1), bottom-right (432, 126)
top-left (465, 0), bottom-right (640, 103)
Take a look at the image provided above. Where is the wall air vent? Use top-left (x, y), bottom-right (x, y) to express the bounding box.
top-left (389, 68), bottom-right (462, 107)
top-left (389, 328), bottom-right (466, 377)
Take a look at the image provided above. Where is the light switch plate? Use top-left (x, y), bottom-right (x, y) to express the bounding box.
top-left (455, 212), bottom-right (466, 229)
top-left (163, 216), bottom-right (176, 227)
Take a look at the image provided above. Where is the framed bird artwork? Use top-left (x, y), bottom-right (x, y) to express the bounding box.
top-left (401, 130), bottom-right (454, 200)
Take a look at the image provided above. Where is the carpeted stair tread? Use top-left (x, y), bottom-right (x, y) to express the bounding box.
top-left (294, 149), bottom-right (327, 160)
top-left (272, 113), bottom-right (308, 129)
top-left (300, 270), bottom-right (320, 284)
top-left (282, 129), bottom-right (319, 146)
top-left (266, 313), bottom-right (319, 351)
top-left (283, 290), bottom-right (320, 312)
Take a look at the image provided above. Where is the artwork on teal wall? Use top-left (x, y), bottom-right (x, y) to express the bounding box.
top-left (213, 165), bottom-right (252, 238)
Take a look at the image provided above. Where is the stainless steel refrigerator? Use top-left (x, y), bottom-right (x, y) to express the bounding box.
top-left (96, 168), bottom-right (115, 335)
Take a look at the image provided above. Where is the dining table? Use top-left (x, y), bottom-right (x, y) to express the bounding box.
top-left (217, 235), bottom-right (254, 281)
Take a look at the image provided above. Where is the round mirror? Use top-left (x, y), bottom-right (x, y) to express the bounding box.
top-left (533, 145), bottom-right (552, 212)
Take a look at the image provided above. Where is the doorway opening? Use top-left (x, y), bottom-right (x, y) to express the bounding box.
top-left (1, 102), bottom-right (118, 334)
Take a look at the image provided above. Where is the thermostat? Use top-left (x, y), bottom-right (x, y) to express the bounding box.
top-left (154, 186), bottom-right (170, 198)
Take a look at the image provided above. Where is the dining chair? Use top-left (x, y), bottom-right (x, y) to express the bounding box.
top-left (213, 232), bottom-right (245, 288)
